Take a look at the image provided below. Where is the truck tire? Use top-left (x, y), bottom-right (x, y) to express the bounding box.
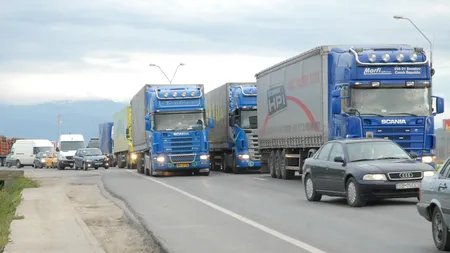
top-left (275, 150), bottom-right (282, 179)
top-left (269, 151), bottom-right (276, 178)
top-left (232, 154), bottom-right (240, 174)
top-left (222, 154), bottom-right (232, 173)
top-left (280, 149), bottom-right (295, 180)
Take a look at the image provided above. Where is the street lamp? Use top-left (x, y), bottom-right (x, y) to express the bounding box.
top-left (149, 63), bottom-right (185, 84)
top-left (393, 15), bottom-right (433, 74)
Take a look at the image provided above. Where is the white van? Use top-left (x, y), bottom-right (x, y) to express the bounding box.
top-left (56, 134), bottom-right (85, 169)
top-left (10, 139), bottom-right (54, 167)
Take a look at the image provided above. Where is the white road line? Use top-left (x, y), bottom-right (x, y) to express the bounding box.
top-left (126, 170), bottom-right (327, 253)
top-left (253, 177), bottom-right (267, 181)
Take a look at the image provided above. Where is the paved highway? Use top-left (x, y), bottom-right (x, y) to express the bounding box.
top-left (5, 167), bottom-right (441, 253)
top-left (100, 169), bottom-right (440, 253)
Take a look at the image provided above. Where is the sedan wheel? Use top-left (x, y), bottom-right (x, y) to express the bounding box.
top-left (346, 178), bottom-right (366, 207)
top-left (304, 174), bottom-right (321, 201)
top-left (432, 207), bottom-right (450, 250)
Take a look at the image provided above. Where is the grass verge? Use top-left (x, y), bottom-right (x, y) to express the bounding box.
top-left (0, 178), bottom-right (39, 252)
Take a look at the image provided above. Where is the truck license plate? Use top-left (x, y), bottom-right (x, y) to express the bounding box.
top-left (396, 182), bottom-right (421, 190)
top-left (176, 163), bottom-right (189, 168)
top-left (95, 162), bottom-right (102, 165)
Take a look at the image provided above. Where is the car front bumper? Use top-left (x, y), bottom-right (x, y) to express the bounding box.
top-left (86, 161), bottom-right (109, 168)
top-left (417, 202), bottom-right (432, 221)
top-left (358, 180), bottom-right (420, 199)
top-left (59, 160), bottom-right (74, 167)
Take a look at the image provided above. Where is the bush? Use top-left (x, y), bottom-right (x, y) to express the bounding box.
top-left (0, 178), bottom-right (39, 252)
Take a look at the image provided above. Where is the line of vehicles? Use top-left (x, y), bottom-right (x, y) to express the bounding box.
top-left (99, 44), bottom-right (442, 179)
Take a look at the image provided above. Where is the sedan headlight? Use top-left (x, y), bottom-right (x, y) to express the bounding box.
top-left (200, 155), bottom-right (209, 160)
top-left (41, 159), bottom-right (46, 163)
top-left (421, 156), bottom-right (435, 163)
top-left (363, 174), bottom-right (387, 180)
top-left (424, 171), bottom-right (435, 177)
top-left (59, 155), bottom-right (66, 160)
top-left (86, 159), bottom-right (92, 162)
top-left (131, 153), bottom-right (137, 160)
top-left (156, 156), bottom-right (165, 162)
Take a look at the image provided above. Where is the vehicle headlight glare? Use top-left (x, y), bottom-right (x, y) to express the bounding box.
top-left (424, 171), bottom-right (435, 177)
top-left (363, 174), bottom-right (387, 180)
top-left (200, 155), bottom-right (209, 160)
top-left (410, 53), bottom-right (418, 62)
top-left (156, 156), bottom-right (165, 162)
top-left (182, 92), bottom-right (187, 97)
top-left (368, 53), bottom-right (377, 63)
top-left (131, 153), bottom-right (137, 160)
top-left (396, 53), bottom-right (405, 62)
top-left (86, 159), bottom-right (92, 162)
top-left (41, 159), bottom-right (46, 163)
top-left (172, 92), bottom-right (177, 97)
top-left (240, 154), bottom-right (250, 159)
top-left (381, 53), bottom-right (390, 62)
top-left (421, 156), bottom-right (435, 163)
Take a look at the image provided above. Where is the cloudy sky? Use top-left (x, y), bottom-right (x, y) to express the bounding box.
top-left (1, 0), bottom-right (450, 125)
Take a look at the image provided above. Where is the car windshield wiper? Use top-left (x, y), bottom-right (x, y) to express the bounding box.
top-left (387, 112), bottom-right (418, 117)
top-left (351, 158), bottom-right (377, 162)
top-left (361, 113), bottom-right (384, 117)
top-left (376, 157), bottom-right (408, 160)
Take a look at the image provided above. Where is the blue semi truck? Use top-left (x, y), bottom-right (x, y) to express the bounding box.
top-left (131, 84), bottom-right (214, 176)
top-left (256, 45), bottom-right (444, 180)
top-left (99, 122), bottom-right (114, 165)
top-left (205, 82), bottom-right (261, 173)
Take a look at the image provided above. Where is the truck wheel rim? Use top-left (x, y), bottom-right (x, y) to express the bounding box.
top-left (433, 211), bottom-right (444, 243)
top-left (347, 182), bottom-right (356, 204)
top-left (306, 178), bottom-right (314, 198)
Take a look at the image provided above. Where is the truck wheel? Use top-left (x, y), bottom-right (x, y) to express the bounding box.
top-left (269, 151), bottom-right (276, 178)
top-left (275, 150), bottom-right (282, 179)
top-left (222, 154), bottom-right (231, 173)
top-left (280, 150), bottom-right (294, 180)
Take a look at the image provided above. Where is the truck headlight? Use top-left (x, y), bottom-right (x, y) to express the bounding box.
top-left (131, 153), bottom-right (137, 160)
top-left (156, 156), bottom-right (165, 162)
top-left (422, 156), bottom-right (435, 163)
top-left (424, 171), bottom-right (435, 177)
top-left (200, 155), bottom-right (209, 160)
top-left (239, 154), bottom-right (250, 160)
top-left (363, 174), bottom-right (387, 180)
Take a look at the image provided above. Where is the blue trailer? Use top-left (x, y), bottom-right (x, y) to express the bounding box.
top-left (131, 84), bottom-right (214, 176)
top-left (99, 122), bottom-right (114, 164)
top-left (205, 83), bottom-right (261, 173)
top-left (256, 45), bottom-right (444, 180)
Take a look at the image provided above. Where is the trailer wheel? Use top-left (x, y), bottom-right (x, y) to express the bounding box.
top-left (222, 153), bottom-right (232, 173)
top-left (269, 151), bottom-right (276, 178)
top-left (275, 150), bottom-right (282, 179)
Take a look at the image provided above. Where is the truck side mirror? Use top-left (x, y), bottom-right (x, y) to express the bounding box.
top-left (331, 98), bottom-right (341, 114)
top-left (125, 128), bottom-right (130, 138)
top-left (331, 90), bottom-right (340, 98)
top-left (145, 115), bottom-right (151, 131)
top-left (432, 96), bottom-right (444, 115)
top-left (207, 117), bottom-right (215, 129)
top-left (56, 147), bottom-right (60, 152)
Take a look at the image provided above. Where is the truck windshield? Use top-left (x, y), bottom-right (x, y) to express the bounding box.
top-left (351, 87), bottom-right (430, 116)
top-left (240, 110), bottom-right (257, 129)
top-left (60, 141), bottom-right (85, 151)
top-left (154, 112), bottom-right (205, 131)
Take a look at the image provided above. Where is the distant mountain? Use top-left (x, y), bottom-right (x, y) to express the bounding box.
top-left (0, 100), bottom-right (127, 142)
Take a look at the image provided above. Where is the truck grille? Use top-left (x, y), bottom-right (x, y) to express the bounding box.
top-left (245, 129), bottom-right (260, 160)
top-left (163, 136), bottom-right (201, 153)
top-left (363, 126), bottom-right (424, 153)
top-left (387, 171), bottom-right (423, 181)
top-left (169, 154), bottom-right (196, 164)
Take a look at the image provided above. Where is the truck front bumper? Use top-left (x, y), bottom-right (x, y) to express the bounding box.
top-left (236, 159), bottom-right (261, 170)
top-left (152, 159), bottom-right (210, 171)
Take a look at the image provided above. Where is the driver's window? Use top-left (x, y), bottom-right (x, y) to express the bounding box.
top-left (317, 143), bottom-right (333, 161)
top-left (328, 143), bottom-right (345, 162)
top-left (33, 147), bottom-right (38, 155)
top-left (440, 157), bottom-right (450, 177)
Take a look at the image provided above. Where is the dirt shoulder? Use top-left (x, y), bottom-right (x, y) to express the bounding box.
top-left (26, 170), bottom-right (160, 253)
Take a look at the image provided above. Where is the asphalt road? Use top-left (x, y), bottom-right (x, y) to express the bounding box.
top-left (5, 166), bottom-right (441, 253)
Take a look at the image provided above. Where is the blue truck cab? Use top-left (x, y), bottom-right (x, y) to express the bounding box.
top-left (228, 84), bottom-right (261, 171)
top-left (329, 45), bottom-right (444, 167)
top-left (206, 82), bottom-right (261, 174)
top-left (131, 84), bottom-right (214, 176)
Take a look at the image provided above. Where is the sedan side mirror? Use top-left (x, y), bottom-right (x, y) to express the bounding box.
top-left (334, 156), bottom-right (345, 164)
top-left (409, 153), bottom-right (418, 159)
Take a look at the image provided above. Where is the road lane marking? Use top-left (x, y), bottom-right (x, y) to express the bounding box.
top-left (253, 177), bottom-right (267, 181)
top-left (126, 170), bottom-right (327, 253)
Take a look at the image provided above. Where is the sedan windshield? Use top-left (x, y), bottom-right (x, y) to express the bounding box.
top-left (347, 141), bottom-right (411, 162)
top-left (351, 87), bottom-right (430, 116)
top-left (82, 149), bottom-right (103, 156)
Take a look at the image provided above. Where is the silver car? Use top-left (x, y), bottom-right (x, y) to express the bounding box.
top-left (417, 157), bottom-right (450, 251)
